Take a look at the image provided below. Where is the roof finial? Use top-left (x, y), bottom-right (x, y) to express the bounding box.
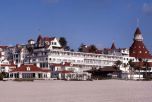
top-left (112, 40), bottom-right (114, 43)
top-left (137, 18), bottom-right (139, 27)
top-left (38, 28), bottom-right (41, 34)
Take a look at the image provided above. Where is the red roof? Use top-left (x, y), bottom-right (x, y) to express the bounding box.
top-left (11, 64), bottom-right (50, 72)
top-left (43, 37), bottom-right (55, 42)
top-left (37, 35), bottom-right (43, 42)
top-left (1, 64), bottom-right (16, 67)
top-left (130, 41), bottom-right (152, 59)
top-left (111, 42), bottom-right (116, 50)
top-left (130, 27), bottom-right (152, 59)
top-left (0, 46), bottom-right (8, 49)
top-left (135, 27), bottom-right (141, 35)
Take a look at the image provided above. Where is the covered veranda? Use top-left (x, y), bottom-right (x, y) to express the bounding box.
top-left (9, 64), bottom-right (51, 79)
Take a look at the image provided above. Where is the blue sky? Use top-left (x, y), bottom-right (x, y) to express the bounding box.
top-left (0, 0), bottom-right (152, 51)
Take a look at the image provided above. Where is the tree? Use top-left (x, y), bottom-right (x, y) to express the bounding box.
top-left (143, 60), bottom-right (150, 79)
top-left (114, 60), bottom-right (122, 71)
top-left (0, 72), bottom-right (8, 80)
top-left (123, 63), bottom-right (128, 80)
top-left (59, 37), bottom-right (67, 48)
top-left (138, 58), bottom-right (143, 80)
top-left (26, 45), bottom-right (34, 54)
top-left (65, 46), bottom-right (70, 51)
top-left (128, 59), bottom-right (135, 80)
top-left (78, 43), bottom-right (86, 52)
top-left (70, 49), bottom-right (74, 52)
top-left (88, 45), bottom-right (98, 53)
top-left (113, 60), bottom-right (122, 78)
top-left (123, 63), bottom-right (128, 72)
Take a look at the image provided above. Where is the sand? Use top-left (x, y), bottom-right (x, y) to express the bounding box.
top-left (0, 80), bottom-right (152, 102)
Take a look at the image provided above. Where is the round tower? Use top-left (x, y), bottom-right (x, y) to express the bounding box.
top-left (134, 27), bottom-right (143, 41)
top-left (129, 27), bottom-right (152, 59)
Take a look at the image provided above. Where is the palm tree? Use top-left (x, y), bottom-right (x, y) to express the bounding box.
top-left (123, 63), bottom-right (128, 80)
top-left (115, 60), bottom-right (122, 69)
top-left (143, 60), bottom-right (150, 79)
top-left (138, 58), bottom-right (143, 80)
top-left (123, 63), bottom-right (128, 72)
top-left (128, 59), bottom-right (135, 80)
top-left (113, 60), bottom-right (122, 78)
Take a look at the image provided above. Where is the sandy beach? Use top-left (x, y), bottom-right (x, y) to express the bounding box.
top-left (0, 80), bottom-right (152, 102)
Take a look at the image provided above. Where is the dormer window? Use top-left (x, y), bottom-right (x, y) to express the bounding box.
top-left (145, 51), bottom-right (147, 53)
top-left (45, 41), bottom-right (49, 45)
top-left (26, 67), bottom-right (30, 71)
top-left (54, 42), bottom-right (56, 45)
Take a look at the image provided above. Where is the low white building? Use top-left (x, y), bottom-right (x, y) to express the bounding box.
top-left (9, 64), bottom-right (51, 79)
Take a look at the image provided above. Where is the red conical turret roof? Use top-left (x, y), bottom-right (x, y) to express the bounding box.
top-left (130, 27), bottom-right (152, 59)
top-left (135, 27), bottom-right (141, 35)
top-left (37, 35), bottom-right (43, 42)
top-left (111, 42), bottom-right (116, 50)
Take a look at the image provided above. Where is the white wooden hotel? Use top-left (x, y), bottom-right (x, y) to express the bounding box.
top-left (0, 27), bottom-right (152, 80)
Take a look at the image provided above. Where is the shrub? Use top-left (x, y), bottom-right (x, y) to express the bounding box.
top-left (0, 73), bottom-right (4, 80)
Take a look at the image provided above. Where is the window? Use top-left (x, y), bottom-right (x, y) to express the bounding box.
top-left (26, 67), bottom-right (30, 71)
top-left (16, 54), bottom-right (18, 58)
top-left (40, 63), bottom-right (48, 68)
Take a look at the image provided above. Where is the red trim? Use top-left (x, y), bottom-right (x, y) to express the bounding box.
top-left (11, 64), bottom-right (50, 72)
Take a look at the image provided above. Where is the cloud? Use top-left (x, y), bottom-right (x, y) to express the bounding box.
top-left (142, 3), bottom-right (152, 15)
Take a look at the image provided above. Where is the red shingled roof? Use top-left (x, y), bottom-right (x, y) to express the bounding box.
top-left (0, 46), bottom-right (8, 49)
top-left (1, 64), bottom-right (16, 67)
top-left (111, 42), bottom-right (116, 50)
top-left (135, 27), bottom-right (141, 35)
top-left (130, 27), bottom-right (152, 59)
top-left (130, 41), bottom-right (152, 59)
top-left (37, 35), bottom-right (43, 42)
top-left (43, 37), bottom-right (55, 42)
top-left (11, 64), bottom-right (50, 72)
